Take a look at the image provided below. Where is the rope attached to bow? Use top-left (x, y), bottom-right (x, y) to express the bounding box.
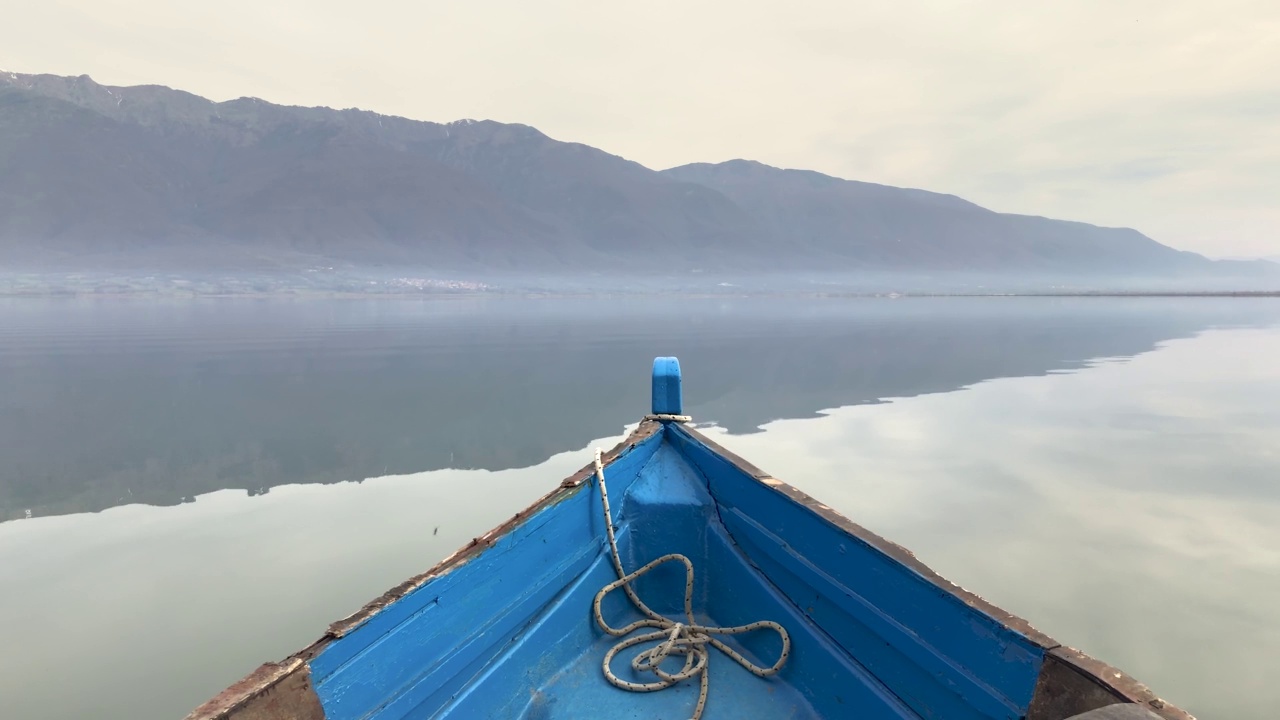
top-left (590, 449), bottom-right (791, 720)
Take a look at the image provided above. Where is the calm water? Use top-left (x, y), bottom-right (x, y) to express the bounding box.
top-left (1, 296), bottom-right (1278, 719)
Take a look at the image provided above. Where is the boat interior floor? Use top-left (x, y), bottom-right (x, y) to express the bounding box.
top-left (427, 442), bottom-right (916, 719)
top-left (309, 429), bottom-right (1046, 720)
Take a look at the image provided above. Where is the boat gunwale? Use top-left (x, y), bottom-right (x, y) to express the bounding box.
top-left (188, 417), bottom-right (1192, 720)
top-left (671, 421), bottom-right (1192, 720)
top-left (185, 421), bottom-right (662, 720)
top-left (322, 420), bottom-right (662, 641)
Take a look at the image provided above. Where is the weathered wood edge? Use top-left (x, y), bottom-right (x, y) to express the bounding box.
top-left (1030, 647), bottom-right (1194, 720)
top-left (186, 418), bottom-right (1193, 720)
top-left (324, 420), bottom-right (659, 640)
top-left (183, 659), bottom-right (324, 720)
top-left (674, 423), bottom-right (1194, 720)
top-left (184, 421), bottom-right (662, 720)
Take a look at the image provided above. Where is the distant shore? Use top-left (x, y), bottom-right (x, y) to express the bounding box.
top-left (2, 287), bottom-right (1277, 299)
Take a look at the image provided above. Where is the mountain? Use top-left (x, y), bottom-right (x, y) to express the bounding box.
top-left (0, 71), bottom-right (1272, 283)
top-left (662, 161), bottom-right (1211, 274)
top-left (1220, 255), bottom-right (1280, 264)
top-left (0, 72), bottom-right (762, 272)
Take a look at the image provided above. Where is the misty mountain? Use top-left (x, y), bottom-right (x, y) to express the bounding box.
top-left (0, 71), bottom-right (1271, 281)
top-left (663, 161), bottom-right (1216, 275)
top-left (1220, 255), bottom-right (1280, 264)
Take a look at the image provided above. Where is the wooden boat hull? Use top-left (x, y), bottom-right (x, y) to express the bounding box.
top-left (188, 359), bottom-right (1190, 720)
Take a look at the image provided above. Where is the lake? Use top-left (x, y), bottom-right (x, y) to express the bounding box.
top-left (1, 295), bottom-right (1278, 719)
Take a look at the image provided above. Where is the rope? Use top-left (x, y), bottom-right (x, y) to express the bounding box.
top-left (590, 449), bottom-right (791, 720)
top-left (643, 413), bottom-right (692, 423)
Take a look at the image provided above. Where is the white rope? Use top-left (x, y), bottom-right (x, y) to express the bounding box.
top-left (590, 449), bottom-right (790, 720)
top-left (643, 413), bottom-right (692, 423)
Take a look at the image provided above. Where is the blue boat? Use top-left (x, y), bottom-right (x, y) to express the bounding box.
top-left (189, 358), bottom-right (1190, 720)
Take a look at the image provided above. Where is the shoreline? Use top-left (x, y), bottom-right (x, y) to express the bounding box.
top-left (1, 289), bottom-right (1278, 299)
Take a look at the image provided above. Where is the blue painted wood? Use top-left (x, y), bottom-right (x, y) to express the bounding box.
top-left (309, 431), bottom-right (663, 719)
top-left (433, 435), bottom-right (917, 720)
top-left (651, 356), bottom-right (683, 415)
top-left (367, 541), bottom-right (603, 719)
top-left (299, 357), bottom-right (1058, 720)
top-left (721, 506), bottom-right (1015, 720)
top-left (697, 518), bottom-right (918, 719)
top-left (665, 424), bottom-right (1045, 719)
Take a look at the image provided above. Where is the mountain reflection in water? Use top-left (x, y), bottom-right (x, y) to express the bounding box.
top-left (2, 295), bottom-right (1279, 522)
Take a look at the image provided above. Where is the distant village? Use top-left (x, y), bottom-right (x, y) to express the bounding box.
top-left (0, 272), bottom-right (493, 297)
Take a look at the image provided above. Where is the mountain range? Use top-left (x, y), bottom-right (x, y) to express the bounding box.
top-left (0, 71), bottom-right (1272, 285)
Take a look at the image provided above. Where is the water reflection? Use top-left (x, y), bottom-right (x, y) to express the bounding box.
top-left (709, 328), bottom-right (1280, 719)
top-left (0, 442), bottom-right (623, 720)
top-left (3, 295), bottom-right (1278, 521)
top-left (0, 302), bottom-right (1278, 719)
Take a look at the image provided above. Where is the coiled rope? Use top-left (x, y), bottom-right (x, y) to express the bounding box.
top-left (590, 449), bottom-right (791, 720)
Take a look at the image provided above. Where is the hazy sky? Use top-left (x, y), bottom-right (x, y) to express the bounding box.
top-left (3, 1), bottom-right (1277, 255)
